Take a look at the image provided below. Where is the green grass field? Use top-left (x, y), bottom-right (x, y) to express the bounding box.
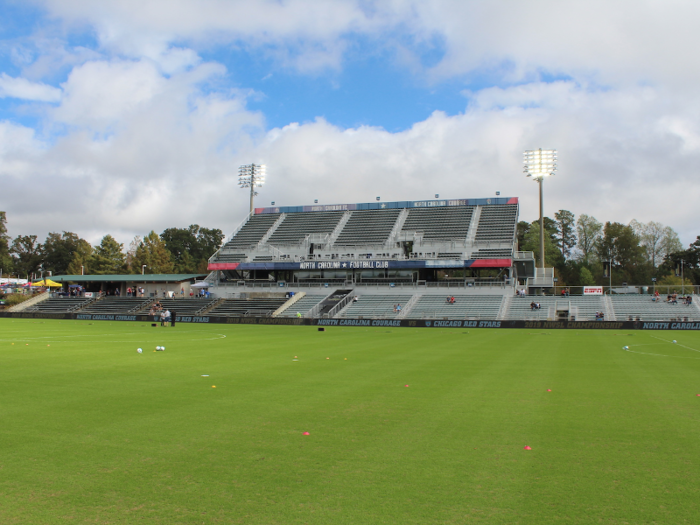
top-left (1, 318), bottom-right (700, 524)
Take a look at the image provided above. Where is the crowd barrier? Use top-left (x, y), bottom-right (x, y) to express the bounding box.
top-left (1, 311), bottom-right (699, 330)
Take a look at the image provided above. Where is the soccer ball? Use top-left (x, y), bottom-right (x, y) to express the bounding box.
top-left (623, 346), bottom-right (629, 350)
top-left (156, 346), bottom-right (161, 350)
top-left (672, 340), bottom-right (677, 344)
top-left (137, 348), bottom-right (142, 353)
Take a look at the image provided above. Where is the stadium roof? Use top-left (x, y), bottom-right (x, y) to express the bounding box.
top-left (50, 274), bottom-right (207, 283)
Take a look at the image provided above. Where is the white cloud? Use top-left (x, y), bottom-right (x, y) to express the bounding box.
top-left (0, 73), bottom-right (61, 102)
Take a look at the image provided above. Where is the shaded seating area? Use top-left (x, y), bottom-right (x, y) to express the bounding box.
top-left (334, 209), bottom-right (401, 246)
top-left (474, 204), bottom-right (518, 242)
top-left (401, 206), bottom-right (474, 241)
top-left (268, 211), bottom-right (344, 245)
top-left (142, 298), bottom-right (219, 316)
top-left (26, 297), bottom-right (93, 313)
top-left (208, 298), bottom-right (288, 317)
top-left (79, 297), bottom-right (153, 314)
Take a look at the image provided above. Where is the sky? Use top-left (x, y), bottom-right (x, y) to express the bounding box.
top-left (1, 0), bottom-right (699, 249)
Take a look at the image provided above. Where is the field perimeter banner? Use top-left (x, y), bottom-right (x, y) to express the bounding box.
top-left (2, 311), bottom-right (700, 330)
top-left (583, 286), bottom-right (604, 295)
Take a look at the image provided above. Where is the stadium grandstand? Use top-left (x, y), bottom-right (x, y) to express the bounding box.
top-left (8, 196), bottom-right (698, 323)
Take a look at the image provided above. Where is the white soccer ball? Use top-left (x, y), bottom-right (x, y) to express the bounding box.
top-left (137, 348), bottom-right (142, 353)
top-left (623, 346), bottom-right (629, 350)
top-left (156, 346), bottom-right (161, 350)
top-left (161, 346), bottom-right (165, 351)
top-left (673, 340), bottom-right (677, 344)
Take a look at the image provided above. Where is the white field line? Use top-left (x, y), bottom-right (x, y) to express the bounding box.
top-left (623, 336), bottom-right (700, 359)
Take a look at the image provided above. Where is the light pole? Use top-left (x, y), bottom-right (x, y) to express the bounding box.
top-left (142, 265), bottom-right (147, 275)
top-left (523, 149), bottom-right (557, 268)
top-left (238, 164), bottom-right (266, 214)
top-left (81, 265), bottom-right (84, 275)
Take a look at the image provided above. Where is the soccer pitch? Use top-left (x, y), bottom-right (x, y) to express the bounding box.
top-left (1, 319), bottom-right (700, 524)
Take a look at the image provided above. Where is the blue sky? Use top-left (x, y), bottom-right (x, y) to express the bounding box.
top-left (1, 0), bottom-right (700, 251)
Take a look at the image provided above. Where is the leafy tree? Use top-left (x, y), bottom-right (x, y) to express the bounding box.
top-left (554, 210), bottom-right (576, 259)
top-left (125, 236), bottom-right (142, 273)
top-left (10, 235), bottom-right (43, 278)
top-left (516, 221), bottom-right (531, 250)
top-left (576, 214), bottom-right (602, 264)
top-left (579, 266), bottom-right (595, 286)
top-left (66, 240), bottom-right (94, 275)
top-left (0, 212), bottom-right (12, 276)
top-left (521, 221), bottom-right (564, 268)
top-left (662, 235), bottom-right (700, 285)
top-left (630, 220), bottom-right (683, 268)
top-left (596, 222), bottom-right (646, 285)
top-left (160, 225), bottom-right (224, 273)
top-left (92, 235), bottom-right (127, 274)
top-left (132, 231), bottom-right (175, 274)
top-left (43, 232), bottom-right (90, 275)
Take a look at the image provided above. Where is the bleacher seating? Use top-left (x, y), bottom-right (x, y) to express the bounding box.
top-left (503, 296), bottom-right (606, 321)
top-left (221, 213), bottom-right (280, 250)
top-left (208, 298), bottom-right (288, 317)
top-left (401, 206), bottom-right (474, 241)
top-left (338, 295), bottom-right (413, 318)
top-left (407, 295), bottom-right (503, 319)
top-left (472, 248), bottom-right (512, 259)
top-left (26, 297), bottom-right (93, 313)
top-left (474, 204), bottom-right (517, 242)
top-left (79, 297), bottom-right (153, 314)
top-left (268, 211), bottom-right (344, 245)
top-left (145, 298), bottom-right (218, 316)
top-left (610, 295), bottom-right (699, 321)
top-left (277, 295), bottom-right (327, 317)
top-left (334, 209), bottom-right (401, 246)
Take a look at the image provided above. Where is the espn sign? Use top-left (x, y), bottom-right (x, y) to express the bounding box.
top-left (583, 286), bottom-right (603, 295)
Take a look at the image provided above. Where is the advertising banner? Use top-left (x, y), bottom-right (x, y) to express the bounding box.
top-left (583, 286), bottom-right (604, 295)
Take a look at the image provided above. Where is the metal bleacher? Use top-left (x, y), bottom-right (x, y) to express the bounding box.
top-left (144, 298), bottom-right (218, 316)
top-left (407, 295), bottom-right (503, 319)
top-left (26, 297), bottom-right (93, 313)
top-left (610, 295), bottom-right (699, 321)
top-left (208, 297), bottom-right (288, 317)
top-left (277, 294), bottom-right (327, 317)
top-left (222, 213), bottom-right (280, 250)
top-left (334, 209), bottom-right (402, 246)
top-left (474, 204), bottom-right (518, 243)
top-left (503, 295), bottom-right (606, 321)
top-left (472, 248), bottom-right (513, 259)
top-left (401, 206), bottom-right (474, 241)
top-left (268, 211), bottom-right (344, 245)
top-left (338, 295), bottom-right (413, 318)
top-left (79, 297), bottom-right (153, 314)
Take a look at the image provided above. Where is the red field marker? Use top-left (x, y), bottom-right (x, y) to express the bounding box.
top-left (524, 446), bottom-right (532, 450)
top-left (303, 432), bottom-right (310, 435)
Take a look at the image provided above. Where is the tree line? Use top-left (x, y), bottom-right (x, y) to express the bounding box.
top-left (518, 211), bottom-right (700, 287)
top-left (0, 212), bottom-right (224, 278)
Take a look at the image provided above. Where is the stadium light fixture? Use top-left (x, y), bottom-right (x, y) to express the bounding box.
top-left (523, 149), bottom-right (557, 269)
top-left (238, 164), bottom-right (266, 213)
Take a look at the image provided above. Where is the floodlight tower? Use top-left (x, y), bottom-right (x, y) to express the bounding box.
top-left (238, 164), bottom-right (266, 214)
top-left (523, 149), bottom-right (557, 268)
